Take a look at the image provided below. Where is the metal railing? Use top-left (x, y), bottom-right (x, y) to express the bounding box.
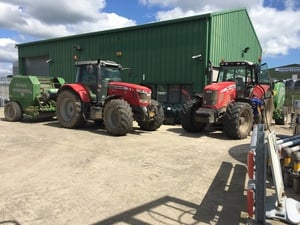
top-left (0, 77), bottom-right (10, 107)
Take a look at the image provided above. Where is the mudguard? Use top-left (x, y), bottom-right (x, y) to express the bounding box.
top-left (58, 83), bottom-right (91, 103)
top-left (251, 84), bottom-right (272, 99)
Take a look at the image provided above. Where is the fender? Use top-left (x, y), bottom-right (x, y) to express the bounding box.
top-left (58, 83), bottom-right (91, 103)
top-left (251, 84), bottom-right (272, 99)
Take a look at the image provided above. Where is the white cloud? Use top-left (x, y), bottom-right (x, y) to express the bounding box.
top-left (0, 63), bottom-right (13, 77)
top-left (0, 38), bottom-right (18, 63)
top-left (0, 38), bottom-right (17, 76)
top-left (67, 12), bottom-right (136, 34)
top-left (156, 7), bottom-right (198, 21)
top-left (5, 0), bottom-right (106, 24)
top-left (0, 1), bottom-right (136, 39)
top-left (249, 7), bottom-right (300, 56)
top-left (140, 0), bottom-right (262, 11)
top-left (0, 0), bottom-right (136, 75)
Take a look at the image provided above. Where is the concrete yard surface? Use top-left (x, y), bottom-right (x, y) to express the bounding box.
top-left (0, 107), bottom-right (298, 225)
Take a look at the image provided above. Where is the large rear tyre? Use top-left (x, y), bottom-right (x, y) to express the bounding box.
top-left (56, 90), bottom-right (85, 128)
top-left (103, 99), bottom-right (133, 136)
top-left (4, 101), bottom-right (23, 122)
top-left (181, 98), bottom-right (206, 132)
top-left (224, 102), bottom-right (253, 139)
top-left (138, 100), bottom-right (164, 131)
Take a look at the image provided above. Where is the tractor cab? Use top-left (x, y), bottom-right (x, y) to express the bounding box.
top-left (75, 60), bottom-right (122, 102)
top-left (217, 61), bottom-right (258, 98)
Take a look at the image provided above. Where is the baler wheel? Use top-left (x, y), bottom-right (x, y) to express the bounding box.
top-left (56, 90), bottom-right (85, 128)
top-left (103, 99), bottom-right (133, 136)
top-left (224, 102), bottom-right (253, 139)
top-left (4, 101), bottom-right (23, 122)
top-left (138, 99), bottom-right (164, 131)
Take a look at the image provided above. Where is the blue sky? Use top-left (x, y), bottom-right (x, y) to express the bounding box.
top-left (0, 0), bottom-right (300, 76)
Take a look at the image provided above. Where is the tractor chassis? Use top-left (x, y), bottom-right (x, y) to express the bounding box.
top-left (194, 107), bottom-right (226, 124)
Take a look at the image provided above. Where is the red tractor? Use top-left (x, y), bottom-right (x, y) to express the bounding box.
top-left (181, 61), bottom-right (274, 139)
top-left (56, 60), bottom-right (164, 136)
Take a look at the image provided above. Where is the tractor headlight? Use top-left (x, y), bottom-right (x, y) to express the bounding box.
top-left (137, 89), bottom-right (151, 104)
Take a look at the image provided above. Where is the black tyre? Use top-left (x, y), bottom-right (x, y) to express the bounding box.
top-left (181, 98), bottom-right (206, 132)
top-left (224, 102), bottom-right (253, 139)
top-left (4, 101), bottom-right (23, 122)
top-left (138, 99), bottom-right (164, 131)
top-left (56, 90), bottom-right (85, 128)
top-left (94, 119), bottom-right (104, 127)
top-left (103, 99), bottom-right (133, 136)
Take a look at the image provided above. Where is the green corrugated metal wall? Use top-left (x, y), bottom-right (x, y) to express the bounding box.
top-left (19, 16), bottom-right (208, 92)
top-left (112, 19), bottom-right (208, 92)
top-left (209, 9), bottom-right (262, 65)
top-left (18, 8), bottom-right (261, 97)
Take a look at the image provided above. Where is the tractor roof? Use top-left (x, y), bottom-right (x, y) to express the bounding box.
top-left (74, 60), bottom-right (121, 68)
top-left (220, 61), bottom-right (255, 67)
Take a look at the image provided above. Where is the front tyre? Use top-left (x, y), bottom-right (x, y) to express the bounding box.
top-left (56, 90), bottom-right (85, 128)
top-left (4, 101), bottom-right (23, 122)
top-left (181, 98), bottom-right (206, 132)
top-left (138, 99), bottom-right (164, 131)
top-left (103, 99), bottom-right (134, 136)
top-left (224, 102), bottom-right (253, 139)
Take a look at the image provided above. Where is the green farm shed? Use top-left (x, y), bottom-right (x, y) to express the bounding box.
top-left (17, 8), bottom-right (261, 105)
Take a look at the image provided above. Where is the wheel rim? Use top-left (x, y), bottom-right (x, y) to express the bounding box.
top-left (6, 105), bottom-right (15, 119)
top-left (61, 99), bottom-right (75, 121)
top-left (239, 109), bottom-right (251, 133)
top-left (106, 106), bottom-right (120, 128)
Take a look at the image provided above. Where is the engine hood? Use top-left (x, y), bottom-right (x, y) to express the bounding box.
top-left (202, 81), bottom-right (237, 109)
top-left (109, 81), bottom-right (151, 93)
top-left (204, 81), bottom-right (236, 92)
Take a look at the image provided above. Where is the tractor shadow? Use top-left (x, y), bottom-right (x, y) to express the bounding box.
top-left (0, 116), bottom-right (57, 123)
top-left (84, 124), bottom-right (149, 136)
top-left (0, 221), bottom-right (21, 225)
top-left (228, 143), bottom-right (249, 164)
top-left (43, 120), bottom-right (149, 136)
top-left (90, 161), bottom-right (248, 225)
top-left (166, 124), bottom-right (231, 140)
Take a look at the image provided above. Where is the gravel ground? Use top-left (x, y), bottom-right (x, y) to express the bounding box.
top-left (0, 107), bottom-right (298, 225)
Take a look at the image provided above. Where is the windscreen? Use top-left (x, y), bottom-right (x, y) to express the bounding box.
top-left (101, 66), bottom-right (122, 82)
top-left (217, 66), bottom-right (247, 83)
top-left (77, 64), bottom-right (97, 85)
